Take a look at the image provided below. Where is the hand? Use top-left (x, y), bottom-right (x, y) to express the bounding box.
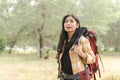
top-left (55, 53), bottom-right (58, 59)
top-left (73, 44), bottom-right (84, 56)
top-left (73, 44), bottom-right (87, 61)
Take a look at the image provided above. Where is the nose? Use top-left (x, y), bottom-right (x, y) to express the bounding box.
top-left (66, 21), bottom-right (71, 25)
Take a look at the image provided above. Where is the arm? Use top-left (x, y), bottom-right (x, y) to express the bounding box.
top-left (81, 36), bottom-right (95, 64)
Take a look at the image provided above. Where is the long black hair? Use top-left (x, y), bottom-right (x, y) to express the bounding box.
top-left (57, 14), bottom-right (82, 54)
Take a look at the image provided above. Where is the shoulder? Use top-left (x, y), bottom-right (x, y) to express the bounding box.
top-left (80, 35), bottom-right (88, 41)
top-left (79, 35), bottom-right (89, 44)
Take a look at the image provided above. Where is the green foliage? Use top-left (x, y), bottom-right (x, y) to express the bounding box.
top-left (0, 37), bottom-right (6, 53)
top-left (101, 17), bottom-right (120, 51)
top-left (0, 0), bottom-right (120, 53)
top-left (77, 0), bottom-right (115, 34)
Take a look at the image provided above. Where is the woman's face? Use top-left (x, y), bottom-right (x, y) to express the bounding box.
top-left (64, 16), bottom-right (79, 33)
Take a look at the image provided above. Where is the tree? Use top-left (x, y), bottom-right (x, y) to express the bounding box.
top-left (102, 18), bottom-right (120, 51)
top-left (0, 37), bottom-right (6, 53)
top-left (0, 0), bottom-right (120, 56)
top-left (76, 0), bottom-right (120, 50)
top-left (99, 0), bottom-right (120, 51)
top-left (77, 0), bottom-right (115, 33)
top-left (0, 0), bottom-right (78, 57)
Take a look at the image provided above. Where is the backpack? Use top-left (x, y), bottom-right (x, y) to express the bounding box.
top-left (81, 27), bottom-right (104, 80)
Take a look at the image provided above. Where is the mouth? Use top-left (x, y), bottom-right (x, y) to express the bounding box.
top-left (66, 26), bottom-right (72, 29)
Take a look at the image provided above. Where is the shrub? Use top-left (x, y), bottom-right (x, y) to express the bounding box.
top-left (0, 37), bottom-right (6, 53)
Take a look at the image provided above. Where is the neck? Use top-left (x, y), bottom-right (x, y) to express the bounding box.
top-left (67, 31), bottom-right (74, 40)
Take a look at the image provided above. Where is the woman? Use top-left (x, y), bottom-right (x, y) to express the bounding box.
top-left (56, 14), bottom-right (95, 80)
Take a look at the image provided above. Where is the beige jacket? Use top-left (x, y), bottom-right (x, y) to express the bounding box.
top-left (60, 36), bottom-right (95, 74)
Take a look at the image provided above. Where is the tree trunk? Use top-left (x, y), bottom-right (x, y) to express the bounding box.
top-left (114, 47), bottom-right (118, 51)
top-left (36, 2), bottom-right (46, 58)
top-left (8, 39), bottom-right (17, 54)
top-left (36, 28), bottom-right (43, 58)
top-left (8, 45), bottom-right (13, 54)
top-left (103, 45), bottom-right (107, 51)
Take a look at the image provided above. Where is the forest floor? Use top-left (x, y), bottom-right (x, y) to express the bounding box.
top-left (0, 52), bottom-right (120, 80)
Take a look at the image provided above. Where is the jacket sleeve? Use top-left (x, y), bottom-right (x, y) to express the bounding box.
top-left (80, 36), bottom-right (95, 64)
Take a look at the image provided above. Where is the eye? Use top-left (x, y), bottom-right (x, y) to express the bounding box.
top-left (70, 20), bottom-right (74, 23)
top-left (65, 20), bottom-right (68, 23)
